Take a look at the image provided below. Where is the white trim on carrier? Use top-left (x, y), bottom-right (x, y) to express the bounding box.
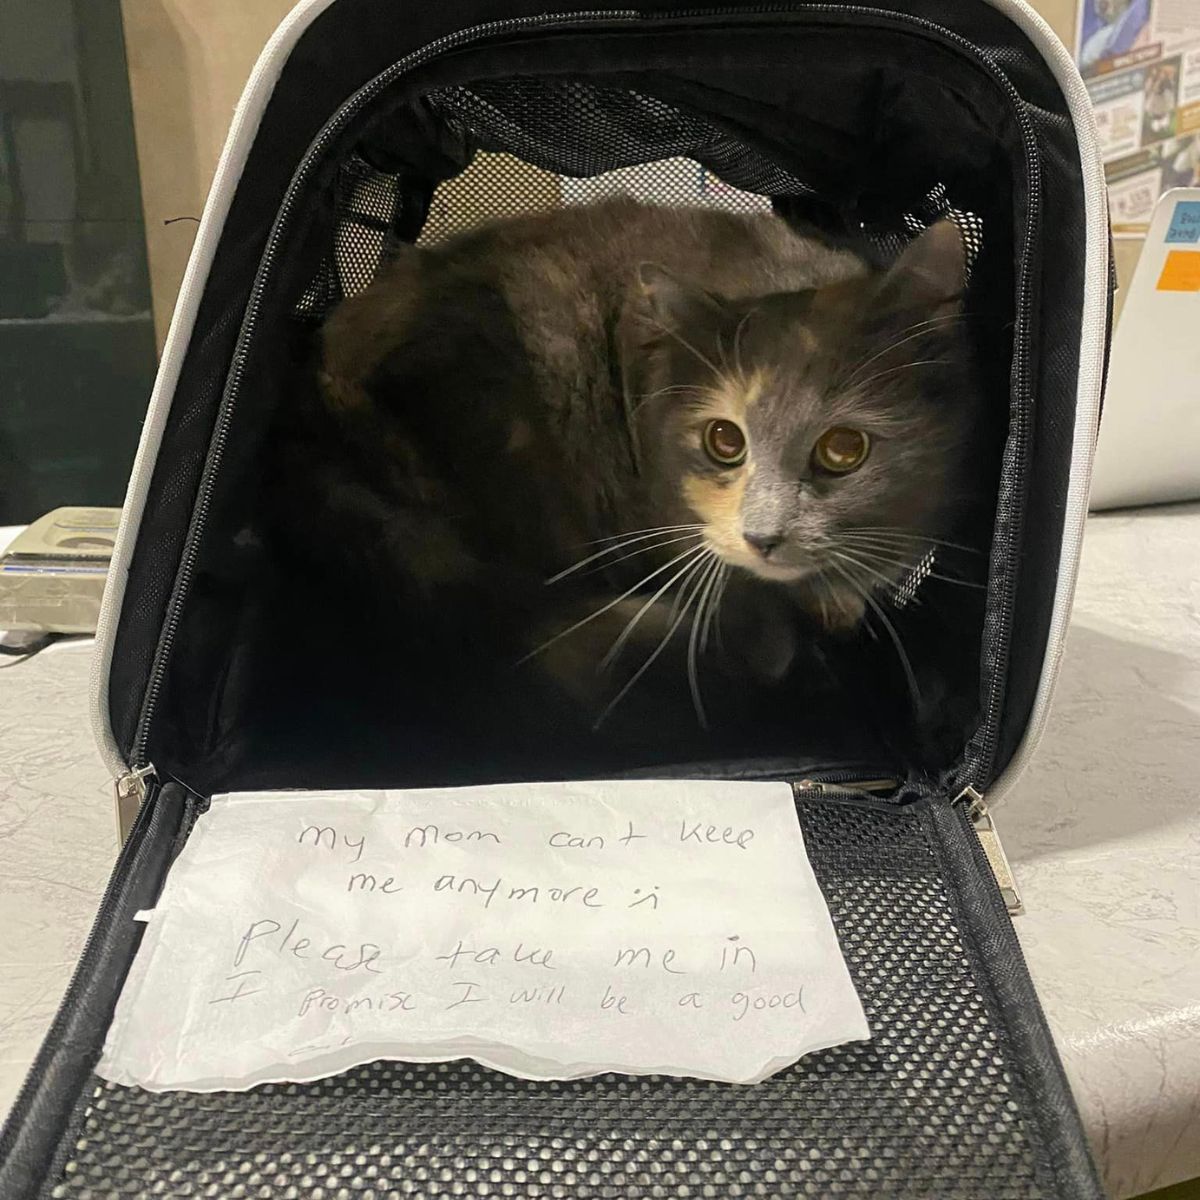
top-left (91, 0), bottom-right (341, 777)
top-left (91, 0), bottom-right (1110, 800)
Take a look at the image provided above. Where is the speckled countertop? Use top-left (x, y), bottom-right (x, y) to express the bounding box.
top-left (1, 507), bottom-right (1197, 1197)
top-left (1002, 505), bottom-right (1200, 1198)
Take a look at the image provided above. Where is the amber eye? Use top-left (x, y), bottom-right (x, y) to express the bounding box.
top-left (812, 427), bottom-right (870, 474)
top-left (703, 419), bottom-right (747, 466)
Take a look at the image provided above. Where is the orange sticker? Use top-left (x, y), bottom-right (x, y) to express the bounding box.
top-left (1157, 250), bottom-right (1200, 292)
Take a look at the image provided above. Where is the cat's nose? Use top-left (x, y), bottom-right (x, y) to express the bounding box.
top-left (744, 530), bottom-right (783, 557)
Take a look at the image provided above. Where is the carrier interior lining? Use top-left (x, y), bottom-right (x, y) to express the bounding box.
top-left (145, 29), bottom-right (1025, 795)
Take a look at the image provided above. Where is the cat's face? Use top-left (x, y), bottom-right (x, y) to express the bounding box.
top-left (628, 220), bottom-right (977, 612)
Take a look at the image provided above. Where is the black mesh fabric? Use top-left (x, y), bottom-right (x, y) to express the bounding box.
top-left (296, 78), bottom-right (987, 319)
top-left (432, 79), bottom-right (815, 194)
top-left (46, 800), bottom-right (1060, 1199)
top-left (296, 155), bottom-right (403, 315)
top-left (419, 151), bottom-right (771, 246)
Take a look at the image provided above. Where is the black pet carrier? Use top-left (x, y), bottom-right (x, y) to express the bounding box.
top-left (1, 0), bottom-right (1111, 1195)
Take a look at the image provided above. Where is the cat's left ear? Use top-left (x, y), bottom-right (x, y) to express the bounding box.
top-left (635, 262), bottom-right (729, 332)
top-left (617, 266), bottom-right (729, 476)
top-left (873, 219), bottom-right (966, 320)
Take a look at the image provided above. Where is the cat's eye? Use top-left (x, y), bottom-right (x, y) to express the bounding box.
top-left (812, 427), bottom-right (870, 474)
top-left (703, 419), bottom-right (747, 466)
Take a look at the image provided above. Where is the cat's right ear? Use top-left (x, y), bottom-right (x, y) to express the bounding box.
top-left (872, 219), bottom-right (966, 319)
top-left (635, 263), bottom-right (727, 333)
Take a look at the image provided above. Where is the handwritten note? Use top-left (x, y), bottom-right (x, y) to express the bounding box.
top-left (98, 781), bottom-right (869, 1090)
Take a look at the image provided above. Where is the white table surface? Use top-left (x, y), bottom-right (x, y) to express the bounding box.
top-left (1, 508), bottom-right (1198, 1197)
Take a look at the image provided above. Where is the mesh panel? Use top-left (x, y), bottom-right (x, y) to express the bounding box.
top-left (431, 80), bottom-right (815, 195)
top-left (48, 800), bottom-right (1055, 1199)
top-left (297, 154), bottom-right (403, 314)
top-left (892, 549), bottom-right (937, 610)
top-left (419, 151), bottom-right (567, 246)
top-left (419, 152), bottom-right (772, 246)
top-left (302, 146), bottom-right (777, 310)
top-left (296, 77), bottom-right (984, 327)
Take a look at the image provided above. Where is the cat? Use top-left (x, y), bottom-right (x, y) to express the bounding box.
top-left (302, 196), bottom-right (984, 754)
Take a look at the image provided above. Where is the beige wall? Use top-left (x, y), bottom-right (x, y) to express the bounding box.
top-left (121, 1), bottom-right (296, 347)
top-left (121, 0), bottom-right (1137, 348)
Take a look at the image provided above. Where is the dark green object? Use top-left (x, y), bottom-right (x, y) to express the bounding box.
top-left (0, 0), bottom-right (157, 522)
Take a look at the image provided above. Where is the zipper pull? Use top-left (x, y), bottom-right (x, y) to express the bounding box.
top-left (114, 763), bottom-right (156, 844)
top-left (793, 777), bottom-right (900, 799)
top-left (957, 786), bottom-right (1024, 916)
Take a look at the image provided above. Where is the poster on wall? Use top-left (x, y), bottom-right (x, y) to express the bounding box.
top-left (1077, 0), bottom-right (1200, 235)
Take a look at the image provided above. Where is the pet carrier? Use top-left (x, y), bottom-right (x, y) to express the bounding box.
top-left (1, 0), bottom-right (1110, 1195)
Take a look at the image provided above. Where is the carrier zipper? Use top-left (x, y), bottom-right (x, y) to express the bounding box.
top-left (665, 5), bottom-right (1043, 799)
top-left (127, 5), bottom-right (1040, 786)
top-left (954, 785), bottom-right (1024, 915)
top-left (115, 762), bottom-right (157, 842)
top-left (793, 775), bottom-right (900, 799)
top-left (0, 778), bottom-right (175, 1168)
top-left (126, 9), bottom-right (639, 773)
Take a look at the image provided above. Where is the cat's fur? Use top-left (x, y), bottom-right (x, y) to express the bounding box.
top-left (307, 197), bottom-right (981, 738)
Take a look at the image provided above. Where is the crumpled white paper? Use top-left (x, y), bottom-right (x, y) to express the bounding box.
top-left (98, 780), bottom-right (869, 1091)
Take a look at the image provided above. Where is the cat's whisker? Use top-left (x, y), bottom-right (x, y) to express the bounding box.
top-left (839, 530), bottom-right (984, 570)
top-left (841, 527), bottom-right (981, 555)
top-left (840, 544), bottom-right (986, 590)
top-left (699, 561), bottom-right (725, 654)
top-left (886, 311), bottom-right (969, 343)
top-left (714, 330), bottom-right (735, 382)
top-left (731, 308), bottom-right (755, 388)
top-left (830, 550), bottom-right (912, 601)
top-left (632, 385), bottom-right (708, 415)
top-left (836, 542), bottom-right (922, 571)
top-left (548, 530), bottom-right (704, 584)
top-left (816, 566), bottom-right (877, 642)
top-left (687, 555), bottom-right (724, 727)
top-left (814, 576), bottom-right (832, 631)
top-left (650, 317), bottom-right (722, 377)
top-left (594, 551), bottom-right (712, 730)
top-left (827, 560), bottom-right (921, 708)
top-left (712, 564), bottom-right (731, 655)
top-left (839, 531), bottom-right (933, 551)
top-left (582, 533), bottom-right (709, 580)
top-left (843, 313), bottom-right (967, 387)
top-left (695, 557), bottom-right (725, 653)
top-left (667, 547), bottom-right (717, 629)
top-left (599, 546), bottom-right (713, 671)
top-left (664, 552), bottom-right (704, 627)
top-left (816, 570), bottom-right (876, 640)
top-left (520, 543), bottom-right (707, 664)
top-left (844, 357), bottom-right (952, 395)
top-left (580, 523), bottom-right (704, 548)
top-left (837, 537), bottom-right (923, 559)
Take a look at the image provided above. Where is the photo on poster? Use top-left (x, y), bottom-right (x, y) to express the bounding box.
top-left (1079, 0), bottom-right (1200, 233)
top-left (1078, 0), bottom-right (1154, 75)
top-left (1089, 67), bottom-right (1148, 157)
top-left (1161, 134), bottom-right (1200, 188)
top-left (1182, 46), bottom-right (1200, 106)
top-left (1106, 149), bottom-right (1165, 231)
top-left (1142, 57), bottom-right (1181, 142)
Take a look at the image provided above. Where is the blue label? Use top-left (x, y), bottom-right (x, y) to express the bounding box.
top-left (1165, 200), bottom-right (1200, 244)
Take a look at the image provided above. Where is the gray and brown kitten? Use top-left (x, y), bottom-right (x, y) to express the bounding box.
top-left (315, 197), bottom-right (980, 728)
